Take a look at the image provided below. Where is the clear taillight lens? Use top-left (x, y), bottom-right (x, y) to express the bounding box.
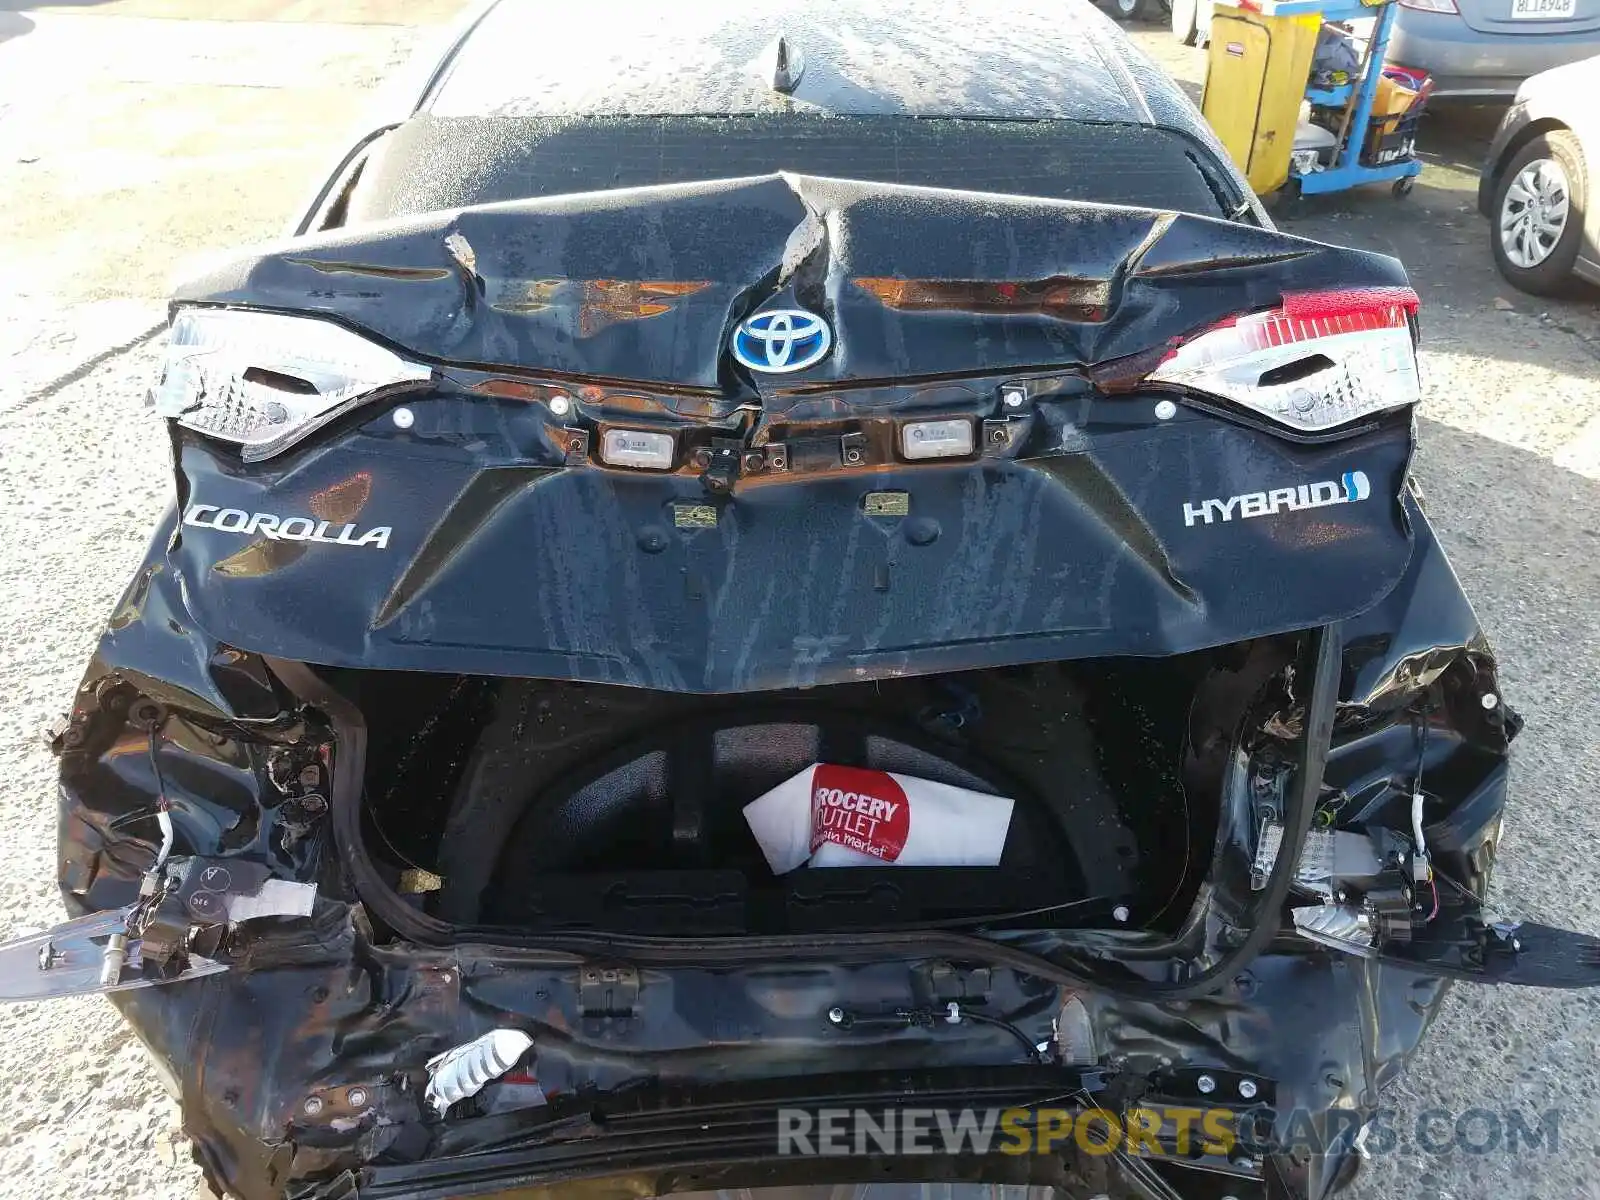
top-left (150, 308), bottom-right (432, 462)
top-left (1147, 287), bottom-right (1421, 434)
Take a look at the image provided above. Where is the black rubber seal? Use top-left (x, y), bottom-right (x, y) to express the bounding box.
top-left (269, 624), bottom-right (1339, 1001)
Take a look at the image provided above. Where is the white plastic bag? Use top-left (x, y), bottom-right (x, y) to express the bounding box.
top-left (741, 762), bottom-right (1014, 875)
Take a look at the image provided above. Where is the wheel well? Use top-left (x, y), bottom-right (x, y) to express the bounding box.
top-left (1487, 118), bottom-right (1573, 200)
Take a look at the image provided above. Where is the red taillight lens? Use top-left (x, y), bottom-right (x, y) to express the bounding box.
top-left (1148, 287), bottom-right (1421, 433)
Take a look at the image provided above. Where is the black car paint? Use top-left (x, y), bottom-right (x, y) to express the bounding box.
top-left (417, 0), bottom-right (1199, 128)
top-left (167, 175), bottom-right (1415, 691)
top-left (106, 940), bottom-right (1442, 1200)
top-left (187, 174), bottom-right (1309, 391)
top-left (292, 0), bottom-right (1266, 237)
top-left (38, 2), bottom-right (1597, 1196)
top-left (58, 509), bottom-right (1513, 1200)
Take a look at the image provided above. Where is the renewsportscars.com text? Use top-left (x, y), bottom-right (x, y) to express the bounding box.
top-left (776, 1106), bottom-right (1562, 1159)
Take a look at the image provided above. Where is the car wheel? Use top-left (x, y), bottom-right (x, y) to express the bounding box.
top-left (1113, 0), bottom-right (1160, 19)
top-left (1172, 0), bottom-right (1199, 43)
top-left (1491, 130), bottom-right (1588, 297)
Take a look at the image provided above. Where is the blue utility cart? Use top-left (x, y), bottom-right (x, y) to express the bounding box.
top-left (1203, 0), bottom-right (1427, 199)
top-left (1274, 0), bottom-right (1425, 197)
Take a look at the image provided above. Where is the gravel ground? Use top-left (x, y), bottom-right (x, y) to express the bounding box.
top-left (0, 7), bottom-right (1597, 1199)
top-left (0, 9), bottom-right (440, 1197)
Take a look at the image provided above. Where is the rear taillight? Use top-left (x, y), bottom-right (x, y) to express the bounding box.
top-left (1147, 287), bottom-right (1420, 434)
top-left (1397, 0), bottom-right (1458, 13)
top-left (151, 308), bottom-right (433, 461)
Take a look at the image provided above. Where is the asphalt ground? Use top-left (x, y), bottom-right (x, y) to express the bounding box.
top-left (0, 5), bottom-right (1596, 1197)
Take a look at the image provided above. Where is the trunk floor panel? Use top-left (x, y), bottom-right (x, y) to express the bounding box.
top-left (349, 657), bottom-right (1231, 935)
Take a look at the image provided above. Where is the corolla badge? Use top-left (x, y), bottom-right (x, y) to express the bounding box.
top-left (731, 308), bottom-right (832, 373)
top-left (183, 504), bottom-right (391, 549)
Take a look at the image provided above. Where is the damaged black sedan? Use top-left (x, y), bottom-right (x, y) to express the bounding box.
top-left (8, 1), bottom-right (1599, 1198)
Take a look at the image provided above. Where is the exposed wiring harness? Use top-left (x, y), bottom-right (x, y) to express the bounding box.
top-left (1411, 708), bottom-right (1439, 923)
top-left (944, 1003), bottom-right (1051, 1065)
top-left (826, 1002), bottom-right (1050, 1065)
top-left (146, 727), bottom-right (174, 871)
top-left (1037, 623), bottom-right (1342, 1000)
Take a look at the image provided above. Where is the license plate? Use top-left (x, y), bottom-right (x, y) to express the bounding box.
top-left (1511, 0), bottom-right (1575, 19)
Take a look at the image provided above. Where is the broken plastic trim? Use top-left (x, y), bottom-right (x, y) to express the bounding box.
top-left (153, 308), bottom-right (433, 462)
top-left (426, 1028), bottom-right (534, 1115)
top-left (273, 627), bottom-right (1339, 1001)
top-left (0, 906), bottom-right (227, 1004)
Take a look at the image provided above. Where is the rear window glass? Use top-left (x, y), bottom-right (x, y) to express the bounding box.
top-left (344, 114), bottom-right (1231, 224)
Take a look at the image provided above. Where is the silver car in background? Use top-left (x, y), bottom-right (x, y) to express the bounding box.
top-left (1387, 0), bottom-right (1600, 97)
top-left (1478, 55), bottom-right (1598, 292)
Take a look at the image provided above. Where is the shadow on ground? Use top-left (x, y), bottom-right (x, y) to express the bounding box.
top-left (0, 10), bottom-right (31, 42)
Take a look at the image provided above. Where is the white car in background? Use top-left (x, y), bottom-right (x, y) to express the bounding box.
top-left (1478, 55), bottom-right (1598, 293)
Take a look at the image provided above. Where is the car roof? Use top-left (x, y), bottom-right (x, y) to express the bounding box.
top-left (419, 0), bottom-right (1206, 133)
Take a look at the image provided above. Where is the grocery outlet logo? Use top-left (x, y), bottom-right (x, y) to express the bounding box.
top-left (1183, 469), bottom-right (1372, 527)
top-left (775, 1105), bottom-right (1562, 1159)
top-left (809, 764), bottom-right (910, 862)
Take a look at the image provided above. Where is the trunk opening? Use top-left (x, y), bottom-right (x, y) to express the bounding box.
top-left (333, 638), bottom-right (1295, 941)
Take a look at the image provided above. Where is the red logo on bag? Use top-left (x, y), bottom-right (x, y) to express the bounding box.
top-left (810, 764), bottom-right (910, 862)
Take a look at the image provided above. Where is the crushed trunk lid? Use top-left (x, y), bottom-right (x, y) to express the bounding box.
top-left (164, 175), bottom-right (1431, 691)
top-left (175, 171), bottom-right (1408, 388)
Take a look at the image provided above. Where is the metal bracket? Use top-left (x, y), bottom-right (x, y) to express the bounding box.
top-left (0, 904), bottom-right (227, 1003)
top-left (981, 419), bottom-right (1017, 456)
top-left (696, 438), bottom-right (743, 495)
top-left (562, 427), bottom-right (590, 466)
top-left (922, 962), bottom-right (993, 1004)
top-left (578, 964), bottom-right (640, 1017)
top-left (839, 431), bottom-right (868, 466)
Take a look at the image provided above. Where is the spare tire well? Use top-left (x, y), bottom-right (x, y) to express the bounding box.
top-left (307, 641), bottom-right (1297, 943)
